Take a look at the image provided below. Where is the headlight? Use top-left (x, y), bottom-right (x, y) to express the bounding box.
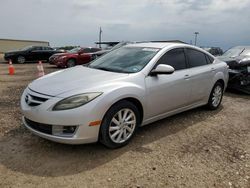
top-left (240, 57), bottom-right (250, 63)
top-left (52, 92), bottom-right (102, 111)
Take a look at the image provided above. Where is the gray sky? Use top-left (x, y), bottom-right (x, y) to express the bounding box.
top-left (1, 0), bottom-right (250, 50)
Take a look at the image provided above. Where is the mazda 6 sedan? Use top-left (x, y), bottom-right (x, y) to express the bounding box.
top-left (21, 42), bottom-right (229, 148)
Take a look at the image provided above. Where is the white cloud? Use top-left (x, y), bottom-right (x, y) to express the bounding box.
top-left (0, 0), bottom-right (249, 49)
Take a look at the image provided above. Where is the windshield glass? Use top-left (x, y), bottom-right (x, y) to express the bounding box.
top-left (21, 46), bottom-right (32, 51)
top-left (89, 47), bottom-right (159, 73)
top-left (68, 47), bottom-right (81, 53)
top-left (223, 47), bottom-right (244, 57)
top-left (111, 42), bottom-right (129, 51)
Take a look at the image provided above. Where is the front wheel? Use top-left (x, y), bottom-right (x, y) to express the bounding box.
top-left (207, 82), bottom-right (224, 110)
top-left (100, 101), bottom-right (140, 149)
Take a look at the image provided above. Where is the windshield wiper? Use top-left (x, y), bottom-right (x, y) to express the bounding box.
top-left (92, 66), bottom-right (128, 73)
top-left (95, 67), bottom-right (113, 72)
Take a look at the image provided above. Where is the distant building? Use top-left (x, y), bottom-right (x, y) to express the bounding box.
top-left (0, 38), bottom-right (49, 62)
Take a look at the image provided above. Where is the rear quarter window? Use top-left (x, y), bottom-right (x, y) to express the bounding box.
top-left (206, 55), bottom-right (214, 64)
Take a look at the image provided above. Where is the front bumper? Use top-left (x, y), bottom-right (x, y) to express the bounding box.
top-left (21, 88), bottom-right (105, 144)
top-left (22, 116), bottom-right (98, 144)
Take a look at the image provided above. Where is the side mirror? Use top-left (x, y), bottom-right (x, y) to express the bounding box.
top-left (150, 64), bottom-right (175, 76)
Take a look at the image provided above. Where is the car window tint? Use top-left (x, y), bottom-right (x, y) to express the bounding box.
top-left (35, 47), bottom-right (43, 50)
top-left (83, 48), bottom-right (92, 53)
top-left (186, 48), bottom-right (208, 67)
top-left (91, 48), bottom-right (100, 52)
top-left (44, 47), bottom-right (51, 50)
top-left (157, 48), bottom-right (186, 70)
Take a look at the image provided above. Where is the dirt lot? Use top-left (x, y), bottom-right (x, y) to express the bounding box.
top-left (0, 62), bottom-right (249, 188)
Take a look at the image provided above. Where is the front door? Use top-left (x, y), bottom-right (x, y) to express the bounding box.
top-left (145, 48), bottom-right (192, 119)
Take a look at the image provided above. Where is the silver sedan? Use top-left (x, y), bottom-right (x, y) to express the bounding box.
top-left (21, 42), bottom-right (229, 148)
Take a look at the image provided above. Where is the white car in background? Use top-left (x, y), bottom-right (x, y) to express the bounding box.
top-left (21, 42), bottom-right (229, 148)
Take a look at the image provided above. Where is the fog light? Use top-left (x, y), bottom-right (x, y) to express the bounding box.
top-left (52, 125), bottom-right (77, 136)
top-left (63, 126), bottom-right (77, 134)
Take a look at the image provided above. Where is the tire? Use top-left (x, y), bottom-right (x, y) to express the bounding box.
top-left (17, 56), bottom-right (25, 64)
top-left (100, 100), bottom-right (140, 149)
top-left (207, 82), bottom-right (224, 110)
top-left (66, 59), bottom-right (76, 68)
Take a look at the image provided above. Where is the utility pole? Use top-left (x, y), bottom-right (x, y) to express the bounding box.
top-left (194, 32), bottom-right (199, 46)
top-left (99, 27), bottom-right (102, 48)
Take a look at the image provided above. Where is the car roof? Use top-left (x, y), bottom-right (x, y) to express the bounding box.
top-left (126, 42), bottom-right (197, 49)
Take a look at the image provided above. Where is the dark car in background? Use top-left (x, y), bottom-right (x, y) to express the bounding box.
top-left (93, 41), bottom-right (134, 58)
top-left (218, 46), bottom-right (250, 94)
top-left (4, 46), bottom-right (63, 64)
top-left (49, 47), bottom-right (101, 68)
top-left (203, 47), bottom-right (223, 56)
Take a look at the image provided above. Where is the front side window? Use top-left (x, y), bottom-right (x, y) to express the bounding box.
top-left (68, 47), bottom-right (82, 53)
top-left (156, 48), bottom-right (187, 70)
top-left (89, 47), bottom-right (159, 73)
top-left (186, 48), bottom-right (208, 68)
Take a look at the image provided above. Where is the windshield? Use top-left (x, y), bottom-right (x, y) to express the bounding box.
top-left (68, 47), bottom-right (81, 53)
top-left (89, 47), bottom-right (159, 73)
top-left (21, 46), bottom-right (32, 51)
top-left (111, 42), bottom-right (129, 51)
top-left (223, 47), bottom-right (244, 57)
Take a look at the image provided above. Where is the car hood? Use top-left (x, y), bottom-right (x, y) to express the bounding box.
top-left (28, 66), bottom-right (129, 96)
top-left (5, 50), bottom-right (25, 54)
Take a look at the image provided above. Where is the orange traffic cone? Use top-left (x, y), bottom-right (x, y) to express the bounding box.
top-left (8, 60), bottom-right (15, 75)
top-left (37, 61), bottom-right (45, 77)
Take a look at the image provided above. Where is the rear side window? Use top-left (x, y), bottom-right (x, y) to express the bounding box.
top-left (90, 48), bottom-right (100, 52)
top-left (156, 48), bottom-right (187, 70)
top-left (83, 48), bottom-right (92, 53)
top-left (186, 48), bottom-right (208, 67)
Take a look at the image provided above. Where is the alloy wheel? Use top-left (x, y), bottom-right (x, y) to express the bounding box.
top-left (212, 85), bottom-right (222, 107)
top-left (108, 108), bottom-right (136, 144)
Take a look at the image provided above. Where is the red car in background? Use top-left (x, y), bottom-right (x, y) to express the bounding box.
top-left (49, 47), bottom-right (101, 68)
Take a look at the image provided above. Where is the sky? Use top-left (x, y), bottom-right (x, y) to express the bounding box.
top-left (1, 0), bottom-right (250, 50)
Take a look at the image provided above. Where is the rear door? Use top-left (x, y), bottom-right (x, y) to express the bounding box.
top-left (30, 46), bottom-right (44, 61)
top-left (185, 48), bottom-right (215, 103)
top-left (145, 48), bottom-right (192, 118)
top-left (78, 48), bottom-right (92, 64)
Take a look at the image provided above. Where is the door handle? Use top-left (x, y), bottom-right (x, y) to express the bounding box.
top-left (211, 67), bottom-right (215, 72)
top-left (184, 74), bottom-right (190, 79)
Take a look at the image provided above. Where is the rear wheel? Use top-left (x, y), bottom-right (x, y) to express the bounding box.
top-left (17, 56), bottom-right (25, 64)
top-left (207, 82), bottom-right (224, 110)
top-left (100, 101), bottom-right (140, 149)
top-left (66, 59), bottom-right (76, 68)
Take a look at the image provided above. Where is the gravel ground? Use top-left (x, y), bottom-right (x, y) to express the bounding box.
top-left (0, 62), bottom-right (249, 188)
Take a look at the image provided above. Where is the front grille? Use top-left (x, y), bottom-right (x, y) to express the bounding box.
top-left (25, 92), bottom-right (50, 107)
top-left (25, 118), bottom-right (52, 135)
